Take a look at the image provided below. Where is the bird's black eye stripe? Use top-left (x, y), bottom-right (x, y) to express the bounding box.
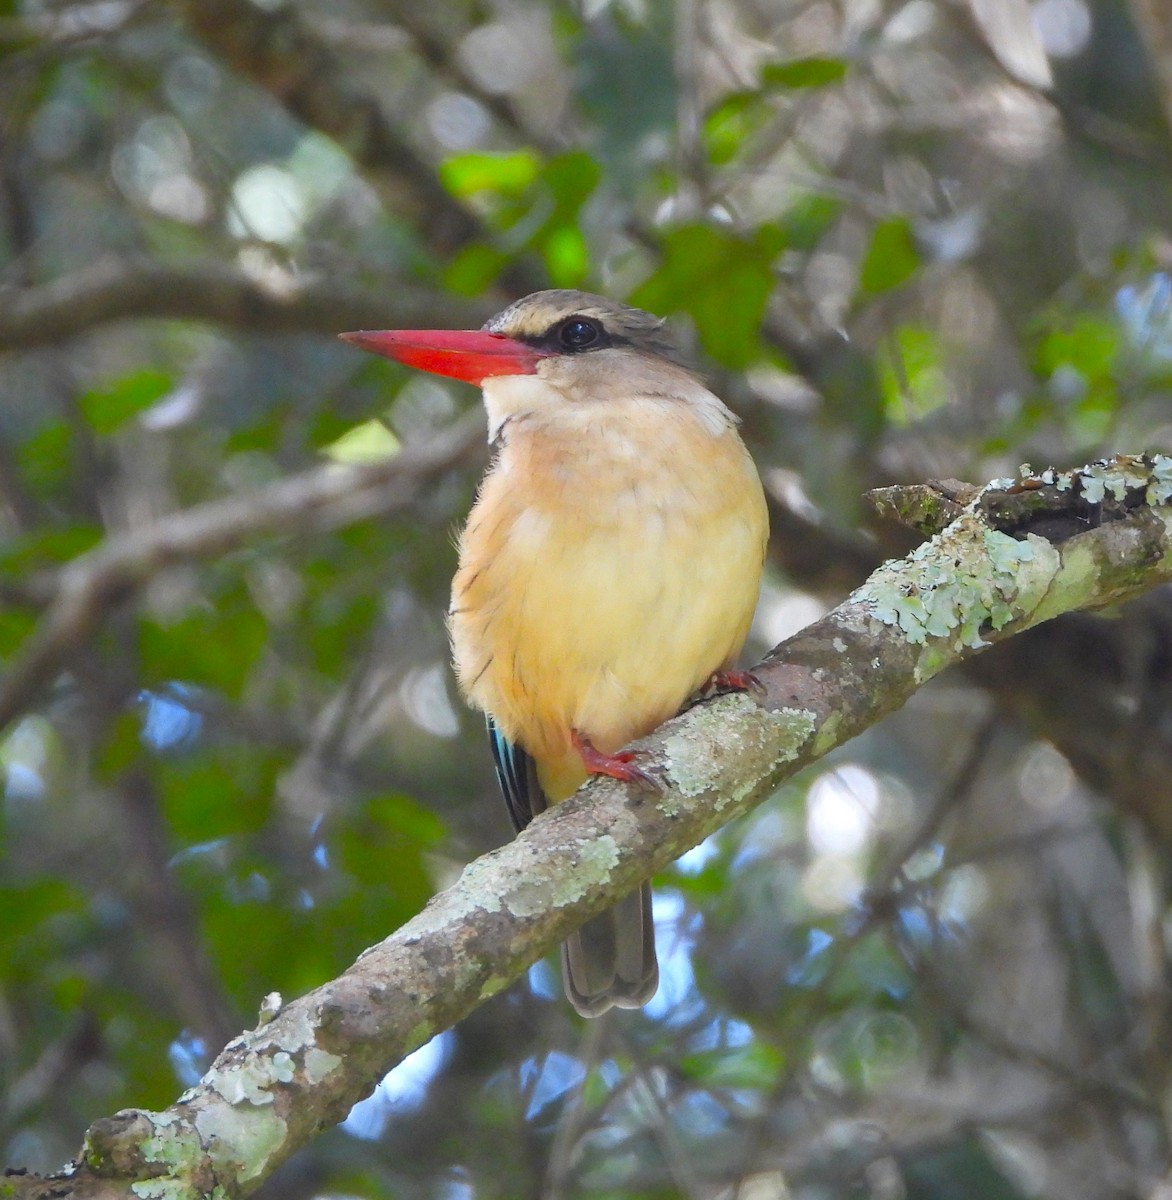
top-left (557, 316), bottom-right (605, 352)
top-left (516, 314), bottom-right (621, 355)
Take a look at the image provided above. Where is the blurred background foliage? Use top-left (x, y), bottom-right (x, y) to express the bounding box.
top-left (2, 0), bottom-right (1172, 1197)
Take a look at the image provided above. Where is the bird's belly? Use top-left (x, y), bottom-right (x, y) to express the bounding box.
top-left (451, 469), bottom-right (764, 775)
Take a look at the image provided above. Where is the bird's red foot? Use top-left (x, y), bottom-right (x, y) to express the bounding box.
top-left (571, 729), bottom-right (661, 791)
top-left (706, 668), bottom-right (766, 698)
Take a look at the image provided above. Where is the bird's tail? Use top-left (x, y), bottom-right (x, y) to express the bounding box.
top-left (488, 718), bottom-right (659, 1017)
top-left (561, 882), bottom-right (658, 1018)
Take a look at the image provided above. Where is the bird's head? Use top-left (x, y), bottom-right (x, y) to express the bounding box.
top-left (341, 290), bottom-right (730, 440)
top-left (340, 290), bottom-right (695, 394)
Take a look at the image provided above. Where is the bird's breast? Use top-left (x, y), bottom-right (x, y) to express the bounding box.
top-left (450, 395), bottom-right (768, 790)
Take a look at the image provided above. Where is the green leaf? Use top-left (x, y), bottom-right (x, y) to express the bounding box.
top-left (860, 217), bottom-right (920, 295)
top-left (0, 525), bottom-right (102, 574)
top-left (16, 421), bottom-right (73, 497)
top-left (1034, 315), bottom-right (1118, 379)
top-left (879, 324), bottom-right (947, 424)
top-left (365, 791), bottom-right (446, 848)
top-left (321, 419), bottom-right (400, 464)
top-left (541, 225), bottom-right (590, 287)
top-left (240, 791), bottom-right (444, 998)
top-left (0, 879), bottom-right (84, 966)
top-left (0, 609), bottom-right (35, 659)
top-left (95, 711), bottom-right (144, 780)
top-left (161, 749), bottom-right (278, 842)
top-left (198, 883), bottom-right (306, 1006)
top-left (703, 92), bottom-right (763, 166)
top-left (904, 1138), bottom-right (1027, 1200)
top-left (307, 589), bottom-right (380, 675)
top-left (826, 931), bottom-right (911, 1005)
top-left (631, 223), bottom-right (785, 368)
top-left (440, 151), bottom-right (541, 200)
top-left (531, 153), bottom-right (600, 285)
top-left (540, 152), bottom-right (601, 215)
top-left (79, 369), bottom-right (172, 435)
top-left (225, 412), bottom-right (284, 456)
top-left (761, 57), bottom-right (849, 89)
top-left (138, 594), bottom-right (268, 697)
top-left (680, 1041), bottom-right (784, 1089)
top-left (702, 58), bottom-right (849, 166)
top-left (780, 193), bottom-right (841, 251)
top-left (444, 243), bottom-right (510, 294)
top-left (1033, 314), bottom-right (1120, 444)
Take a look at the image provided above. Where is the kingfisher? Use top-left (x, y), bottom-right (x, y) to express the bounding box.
top-left (342, 290), bottom-right (769, 1016)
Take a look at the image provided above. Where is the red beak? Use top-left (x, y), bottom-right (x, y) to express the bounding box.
top-left (338, 329), bottom-right (550, 385)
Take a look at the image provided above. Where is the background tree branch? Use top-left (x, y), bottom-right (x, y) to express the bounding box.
top-left (171, 0), bottom-right (483, 255)
top-left (0, 412), bottom-right (485, 736)
top-left (0, 259), bottom-right (496, 352)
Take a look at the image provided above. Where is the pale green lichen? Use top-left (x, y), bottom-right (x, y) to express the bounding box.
top-left (119, 1111), bottom-right (239, 1198)
top-left (1148, 454), bottom-right (1172, 505)
top-left (555, 836), bottom-right (620, 904)
top-left (1079, 457), bottom-right (1151, 503)
top-left (265, 1008), bottom-right (317, 1056)
top-left (257, 993), bottom-right (283, 1025)
top-left (302, 1047), bottom-right (342, 1085)
top-left (809, 710), bottom-right (844, 758)
top-left (131, 1183), bottom-right (228, 1200)
top-left (131, 1182), bottom-right (188, 1200)
top-left (775, 707), bottom-right (819, 756)
top-left (205, 1050), bottom-right (294, 1107)
top-left (138, 1110), bottom-right (184, 1149)
top-left (391, 856), bottom-right (510, 945)
top-left (1028, 534), bottom-right (1104, 625)
top-left (1037, 454), bottom-right (1172, 505)
top-left (430, 857), bottom-right (508, 922)
top-left (130, 1112), bottom-right (203, 1188)
top-left (406, 1021), bottom-right (434, 1050)
top-left (864, 454), bottom-right (1172, 663)
top-left (661, 698), bottom-right (817, 811)
top-left (499, 833), bottom-right (620, 915)
top-left (909, 641), bottom-right (954, 686)
top-left (496, 879), bottom-right (547, 918)
top-left (857, 514), bottom-right (1051, 654)
top-left (985, 528), bottom-right (1035, 572)
top-left (194, 1101), bottom-right (287, 1186)
top-left (478, 973), bottom-right (513, 1000)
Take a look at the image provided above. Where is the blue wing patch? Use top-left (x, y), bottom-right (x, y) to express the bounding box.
top-left (487, 716), bottom-right (546, 832)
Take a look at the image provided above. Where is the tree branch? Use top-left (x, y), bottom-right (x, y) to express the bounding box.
top-left (0, 258), bottom-right (496, 352)
top-left (171, 0), bottom-right (480, 254)
top-left (169, 0), bottom-right (553, 295)
top-left (0, 412), bottom-right (485, 737)
top-left (1128, 0), bottom-right (1172, 135)
top-left (8, 454), bottom-right (1172, 1198)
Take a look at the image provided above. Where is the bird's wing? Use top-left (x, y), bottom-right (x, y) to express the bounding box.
top-left (487, 715), bottom-right (546, 832)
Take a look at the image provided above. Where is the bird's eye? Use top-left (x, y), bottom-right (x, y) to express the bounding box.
top-left (558, 317), bottom-right (602, 351)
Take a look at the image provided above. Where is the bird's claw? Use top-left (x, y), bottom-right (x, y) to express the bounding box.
top-left (705, 668), bottom-right (766, 699)
top-left (572, 730), bottom-right (662, 793)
